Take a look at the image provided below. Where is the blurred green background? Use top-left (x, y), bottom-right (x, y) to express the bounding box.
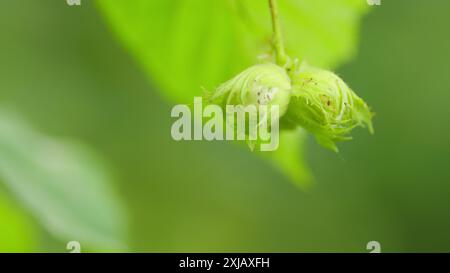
top-left (1, 0), bottom-right (450, 252)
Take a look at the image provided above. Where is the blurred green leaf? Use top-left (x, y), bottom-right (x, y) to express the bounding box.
top-left (97, 0), bottom-right (368, 102)
top-left (96, 0), bottom-right (368, 188)
top-left (0, 111), bottom-right (127, 251)
top-left (264, 128), bottom-right (313, 189)
top-left (241, 0), bottom-right (369, 69)
top-left (0, 191), bottom-right (36, 252)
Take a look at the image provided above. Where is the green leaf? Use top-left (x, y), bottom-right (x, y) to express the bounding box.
top-left (264, 128), bottom-right (313, 189)
top-left (241, 0), bottom-right (369, 69)
top-left (0, 191), bottom-right (37, 252)
top-left (0, 110), bottom-right (127, 251)
top-left (96, 0), bottom-right (368, 188)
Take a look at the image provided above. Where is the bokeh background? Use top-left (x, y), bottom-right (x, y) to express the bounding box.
top-left (1, 0), bottom-right (450, 252)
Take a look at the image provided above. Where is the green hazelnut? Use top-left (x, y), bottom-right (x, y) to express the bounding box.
top-left (283, 63), bottom-right (374, 152)
top-left (208, 63), bottom-right (292, 118)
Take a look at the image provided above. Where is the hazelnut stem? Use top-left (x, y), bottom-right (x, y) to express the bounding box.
top-left (268, 0), bottom-right (288, 67)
